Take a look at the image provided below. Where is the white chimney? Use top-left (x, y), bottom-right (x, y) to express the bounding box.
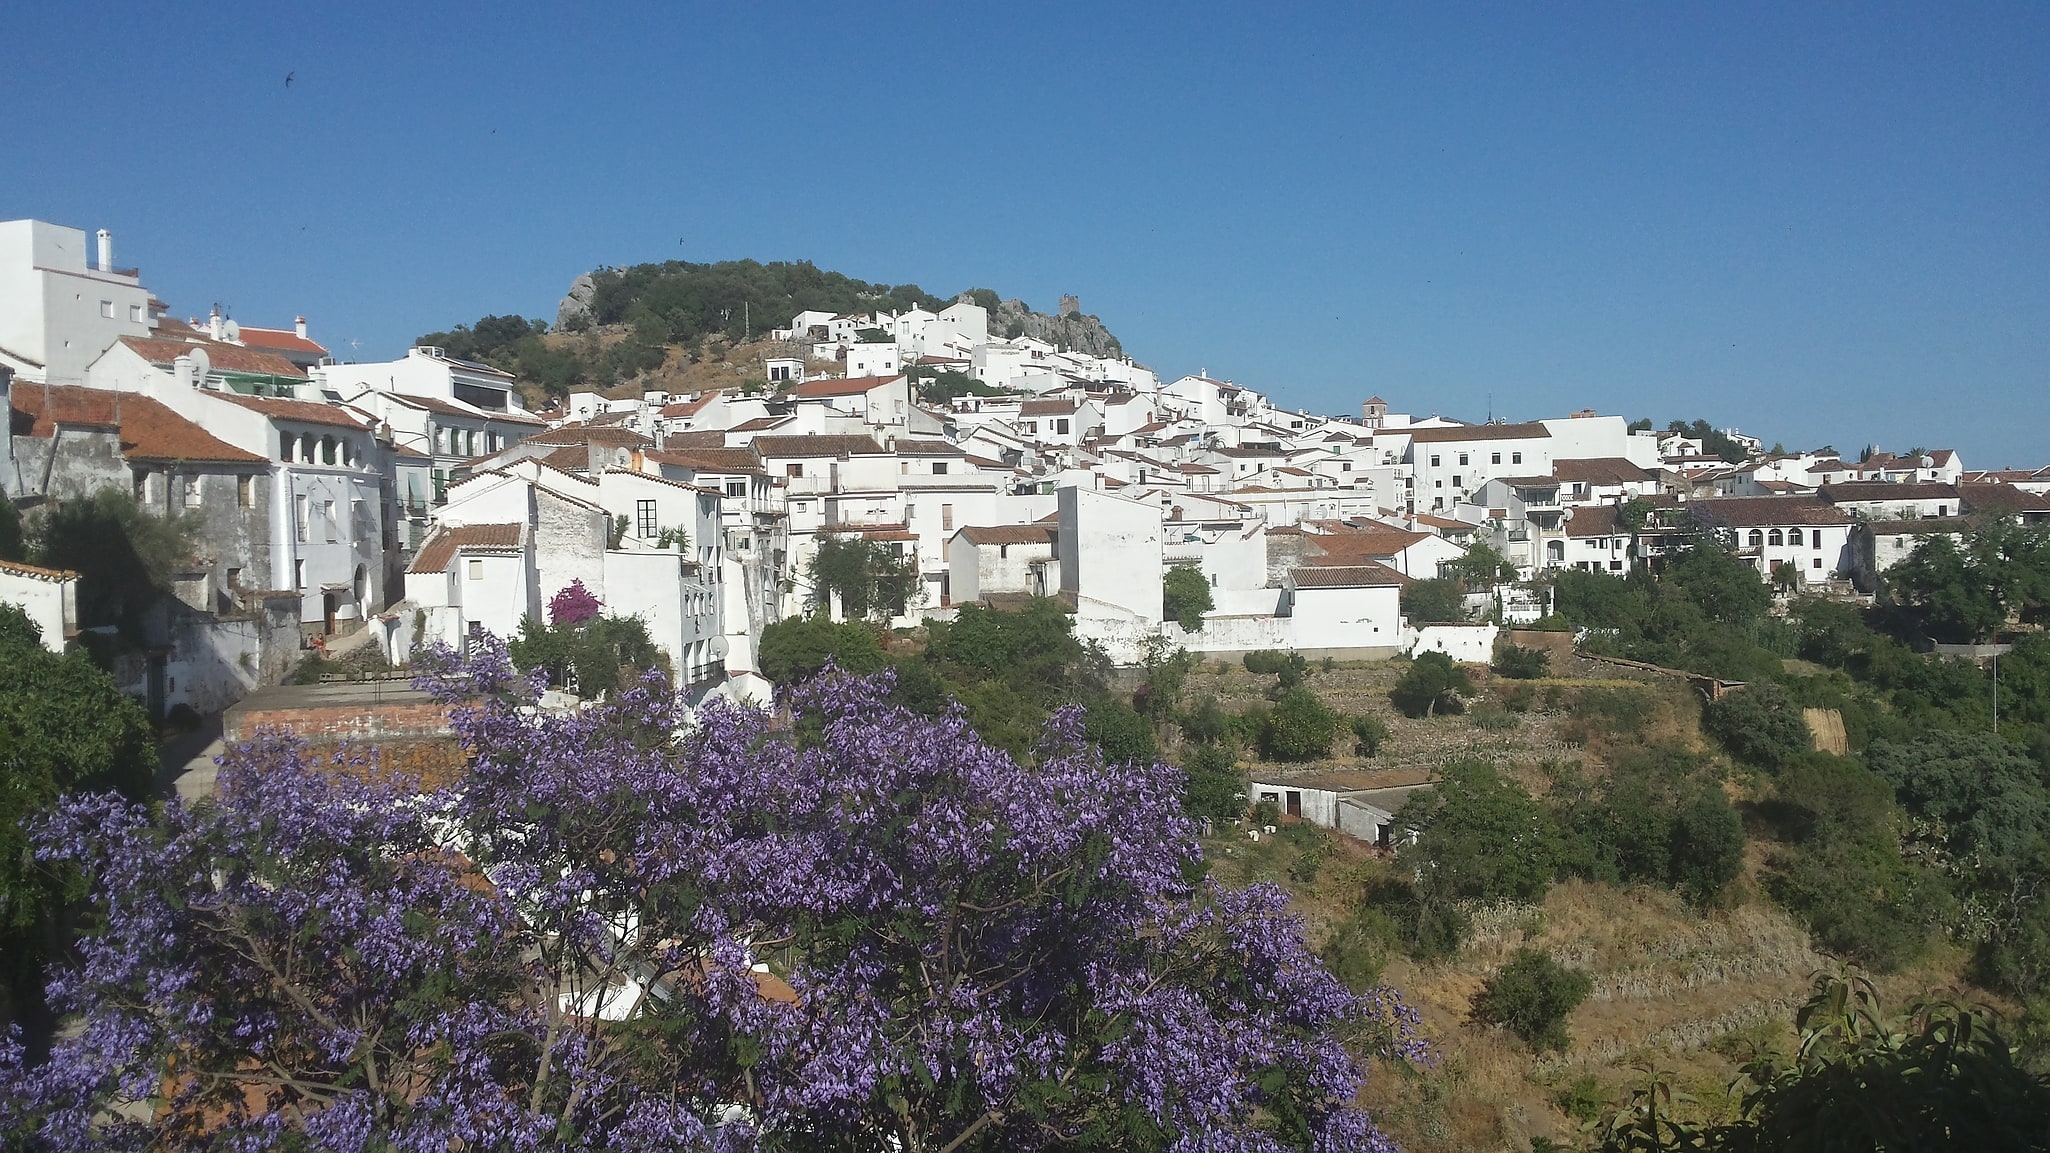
top-left (173, 355), bottom-right (196, 391)
top-left (96, 229), bottom-right (112, 271)
top-left (208, 307), bottom-right (224, 340)
top-left (294, 316), bottom-right (308, 340)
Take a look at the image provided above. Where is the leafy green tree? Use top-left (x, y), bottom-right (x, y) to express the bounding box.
top-left (808, 535), bottom-right (920, 622)
top-left (507, 613), bottom-right (666, 698)
top-left (1470, 948), bottom-right (1592, 1052)
top-left (1702, 683), bottom-right (1814, 770)
top-left (32, 489), bottom-right (194, 635)
top-left (1261, 688), bottom-right (1339, 762)
top-left (1082, 697), bottom-right (1155, 766)
top-left (1696, 972), bottom-right (2050, 1152)
top-left (1767, 753), bottom-right (1949, 969)
top-left (1399, 759), bottom-right (1562, 907)
top-left (0, 605), bottom-right (154, 1053)
top-left (1389, 651), bottom-right (1474, 718)
top-left (1182, 743), bottom-right (1245, 824)
top-left (1400, 577), bottom-right (1464, 624)
top-left (1666, 543), bottom-right (1771, 626)
top-left (756, 615), bottom-right (888, 686)
top-left (1887, 533), bottom-right (2005, 643)
top-left (1867, 731), bottom-right (2050, 867)
top-left (1162, 563), bottom-right (1213, 632)
top-left (1442, 541), bottom-right (1519, 587)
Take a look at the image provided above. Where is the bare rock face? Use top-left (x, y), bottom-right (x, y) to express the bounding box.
top-left (976, 294), bottom-right (1123, 358)
top-left (556, 273), bottom-right (598, 331)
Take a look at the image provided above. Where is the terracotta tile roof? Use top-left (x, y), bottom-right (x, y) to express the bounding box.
top-left (382, 391), bottom-right (543, 426)
top-left (119, 335), bottom-right (306, 379)
top-left (221, 393), bottom-right (369, 430)
top-left (1019, 398), bottom-right (1080, 416)
top-left (408, 523), bottom-right (524, 574)
top-left (10, 384), bottom-right (268, 465)
top-left (659, 390), bottom-right (722, 417)
top-left (1689, 497), bottom-right (1849, 528)
top-left (234, 325), bottom-right (328, 357)
top-left (955, 524), bottom-right (1055, 546)
top-left (1819, 482), bottom-right (1962, 503)
top-left (1565, 505), bottom-right (1622, 538)
top-left (0, 558), bottom-right (80, 582)
top-left (528, 425), bottom-right (653, 449)
top-left (1406, 422), bottom-right (1551, 443)
top-left (892, 438), bottom-right (965, 455)
top-left (1552, 457), bottom-right (1657, 485)
top-left (664, 430), bottom-right (728, 448)
top-left (1289, 563), bottom-right (1408, 588)
top-left (1414, 514), bottom-right (1474, 532)
top-left (1962, 483), bottom-right (2050, 515)
top-left (730, 416), bottom-right (792, 433)
top-left (790, 375), bottom-right (901, 399)
top-left (644, 448), bottom-right (766, 475)
top-left (752, 434), bottom-right (885, 458)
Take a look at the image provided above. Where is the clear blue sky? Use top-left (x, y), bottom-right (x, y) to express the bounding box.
top-left (7, 2), bottom-right (2046, 465)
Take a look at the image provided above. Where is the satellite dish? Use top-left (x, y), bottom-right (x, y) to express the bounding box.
top-left (222, 320), bottom-right (241, 343)
top-left (186, 347), bottom-right (212, 387)
top-left (707, 635), bottom-right (730, 659)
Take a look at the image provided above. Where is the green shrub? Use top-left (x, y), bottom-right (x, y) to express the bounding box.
top-left (1469, 947), bottom-right (1592, 1052)
top-left (1401, 577), bottom-right (1465, 624)
top-left (1555, 1074), bottom-right (1607, 1124)
top-left (1162, 563), bottom-right (1213, 633)
top-left (1181, 743), bottom-right (1244, 824)
top-left (1179, 694), bottom-right (1230, 745)
top-left (1351, 714), bottom-right (1390, 756)
top-left (1703, 683), bottom-right (1814, 770)
top-left (1398, 760), bottom-right (1562, 906)
top-left (1493, 643), bottom-right (1551, 679)
top-left (1469, 706), bottom-right (1521, 731)
top-left (1262, 688), bottom-right (1339, 762)
top-left (1322, 909), bottom-right (1402, 991)
top-left (1389, 652), bottom-right (1474, 718)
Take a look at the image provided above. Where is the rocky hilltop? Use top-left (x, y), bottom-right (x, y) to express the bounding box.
top-left (980, 293), bottom-right (1123, 358)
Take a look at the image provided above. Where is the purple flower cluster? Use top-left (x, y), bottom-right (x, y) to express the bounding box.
top-left (548, 579), bottom-right (603, 627)
top-left (0, 640), bottom-right (1419, 1151)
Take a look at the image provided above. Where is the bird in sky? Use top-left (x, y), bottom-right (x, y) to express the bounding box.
top-left (284, 72), bottom-right (295, 88)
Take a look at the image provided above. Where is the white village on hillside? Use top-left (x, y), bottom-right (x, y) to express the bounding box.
top-left (4, 216), bottom-right (2047, 731)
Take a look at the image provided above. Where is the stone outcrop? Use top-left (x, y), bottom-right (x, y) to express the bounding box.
top-left (555, 273), bottom-right (598, 330)
top-left (972, 294), bottom-right (1123, 358)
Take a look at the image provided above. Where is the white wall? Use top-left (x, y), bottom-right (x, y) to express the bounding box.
top-left (1408, 623), bottom-right (1500, 662)
top-left (0, 220), bottom-right (153, 383)
top-left (0, 567), bottom-right (74, 651)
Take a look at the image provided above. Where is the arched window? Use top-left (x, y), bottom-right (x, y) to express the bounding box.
top-left (279, 433), bottom-right (292, 462)
top-left (1748, 529), bottom-right (1764, 548)
top-left (299, 433), bottom-right (315, 462)
top-left (321, 436), bottom-right (336, 465)
top-left (1768, 529), bottom-right (1784, 546)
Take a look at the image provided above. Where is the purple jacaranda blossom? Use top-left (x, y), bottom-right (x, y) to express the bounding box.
top-left (0, 637), bottom-right (1419, 1151)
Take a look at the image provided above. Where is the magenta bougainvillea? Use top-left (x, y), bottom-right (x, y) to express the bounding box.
top-left (0, 639), bottom-right (1421, 1151)
top-left (547, 578), bottom-right (602, 626)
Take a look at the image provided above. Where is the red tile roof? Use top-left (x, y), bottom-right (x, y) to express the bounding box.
top-left (752, 434), bottom-right (885, 458)
top-left (644, 448), bottom-right (767, 475)
top-left (0, 558), bottom-right (81, 582)
top-left (235, 326), bottom-right (329, 357)
top-left (408, 523), bottom-right (524, 574)
top-left (790, 375), bottom-right (900, 399)
top-left (955, 524), bottom-right (1055, 546)
top-left (1288, 563), bottom-right (1408, 588)
top-left (221, 393), bottom-right (369, 430)
top-left (1406, 422), bottom-right (1551, 443)
top-left (119, 335), bottom-right (305, 379)
top-left (10, 384), bottom-right (267, 465)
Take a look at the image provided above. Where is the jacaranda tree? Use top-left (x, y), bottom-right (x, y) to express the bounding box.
top-left (1, 639), bottom-right (1419, 1151)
